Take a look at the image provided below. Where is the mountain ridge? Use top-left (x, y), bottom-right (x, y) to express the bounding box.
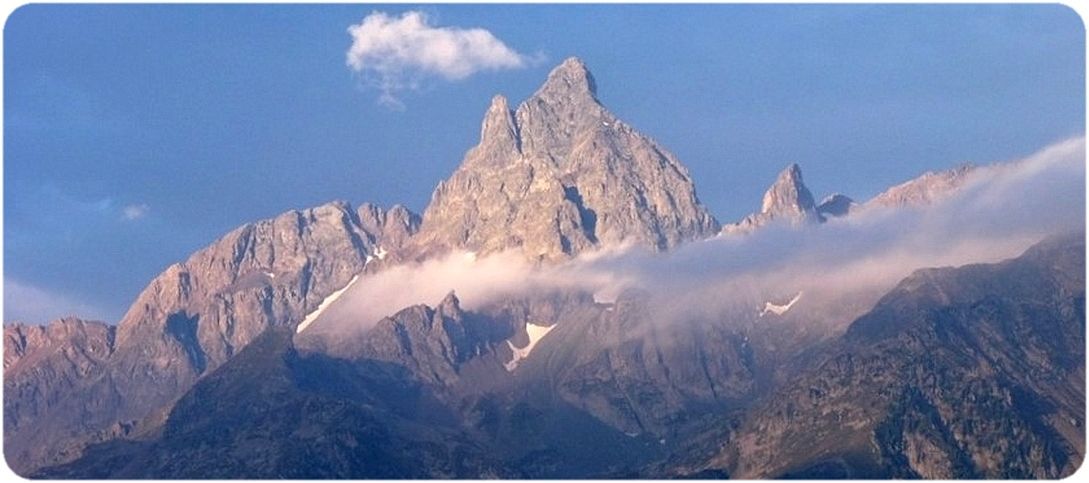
top-left (4, 57), bottom-right (1081, 479)
top-left (3, 200), bottom-right (420, 474)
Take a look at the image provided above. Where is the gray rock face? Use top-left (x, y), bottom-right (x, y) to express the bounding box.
top-left (408, 57), bottom-right (719, 261)
top-left (356, 203), bottom-right (421, 254)
top-left (3, 319), bottom-right (120, 475)
top-left (725, 163), bottom-right (823, 233)
top-left (515, 293), bottom-right (759, 438)
top-left (115, 201), bottom-right (370, 369)
top-left (349, 293), bottom-right (512, 389)
top-left (4, 318), bottom-right (113, 373)
top-left (4, 319), bottom-right (114, 439)
top-left (867, 164), bottom-right (976, 209)
top-left (4, 200), bottom-right (420, 474)
top-left (4, 318), bottom-right (118, 474)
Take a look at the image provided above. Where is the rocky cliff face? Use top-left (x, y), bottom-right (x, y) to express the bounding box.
top-left (3, 319), bottom-right (120, 474)
top-left (356, 203), bottom-right (421, 264)
top-left (407, 57), bottom-right (719, 261)
top-left (114, 201), bottom-right (371, 369)
top-left (4, 201), bottom-right (420, 474)
top-left (350, 293), bottom-right (514, 389)
top-left (686, 233), bottom-right (1085, 479)
top-left (3, 318), bottom-right (113, 374)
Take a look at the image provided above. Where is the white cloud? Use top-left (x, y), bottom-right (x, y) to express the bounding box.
top-left (3, 279), bottom-right (115, 324)
top-left (122, 203), bottom-right (149, 221)
top-left (122, 202), bottom-right (150, 220)
top-left (346, 10), bottom-right (533, 107)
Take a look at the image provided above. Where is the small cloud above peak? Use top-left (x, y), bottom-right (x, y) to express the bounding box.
top-left (346, 10), bottom-right (536, 108)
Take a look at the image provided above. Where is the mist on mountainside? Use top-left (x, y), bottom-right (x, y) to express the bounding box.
top-left (302, 136), bottom-right (1085, 341)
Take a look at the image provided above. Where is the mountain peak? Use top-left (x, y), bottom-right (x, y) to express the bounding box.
top-left (438, 291), bottom-right (462, 314)
top-left (761, 163), bottom-right (816, 215)
top-left (539, 56), bottom-right (597, 98)
top-left (725, 164), bottom-right (822, 234)
top-left (406, 56), bottom-right (719, 260)
top-left (475, 94), bottom-right (520, 156)
top-left (512, 57), bottom-right (608, 157)
top-left (487, 93), bottom-right (511, 113)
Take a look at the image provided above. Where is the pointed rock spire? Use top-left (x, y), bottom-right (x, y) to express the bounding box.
top-left (476, 94), bottom-right (521, 156)
top-left (760, 163), bottom-right (818, 219)
top-left (725, 164), bottom-right (823, 235)
top-left (438, 291), bottom-right (462, 315)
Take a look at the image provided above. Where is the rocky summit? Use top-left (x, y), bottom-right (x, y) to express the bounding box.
top-left (724, 163), bottom-right (824, 233)
top-left (4, 57), bottom-right (1083, 480)
top-left (406, 57), bottom-right (720, 262)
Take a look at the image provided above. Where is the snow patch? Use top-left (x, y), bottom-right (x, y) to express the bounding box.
top-left (592, 290), bottom-right (618, 305)
top-left (365, 246), bottom-right (388, 266)
top-left (263, 270), bottom-right (276, 279)
top-left (504, 322), bottom-right (556, 372)
top-left (760, 291), bottom-right (802, 317)
top-left (296, 275), bottom-right (360, 333)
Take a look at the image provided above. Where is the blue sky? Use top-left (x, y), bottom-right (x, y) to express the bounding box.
top-left (4, 4), bottom-right (1084, 324)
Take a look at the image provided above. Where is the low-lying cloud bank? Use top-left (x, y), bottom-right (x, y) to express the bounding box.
top-left (307, 137), bottom-right (1085, 338)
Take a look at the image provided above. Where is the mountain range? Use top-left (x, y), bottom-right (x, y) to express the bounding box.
top-left (4, 57), bottom-right (1084, 479)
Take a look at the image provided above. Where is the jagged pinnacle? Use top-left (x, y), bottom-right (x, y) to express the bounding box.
top-left (761, 163), bottom-right (817, 216)
top-left (539, 56), bottom-right (597, 97)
